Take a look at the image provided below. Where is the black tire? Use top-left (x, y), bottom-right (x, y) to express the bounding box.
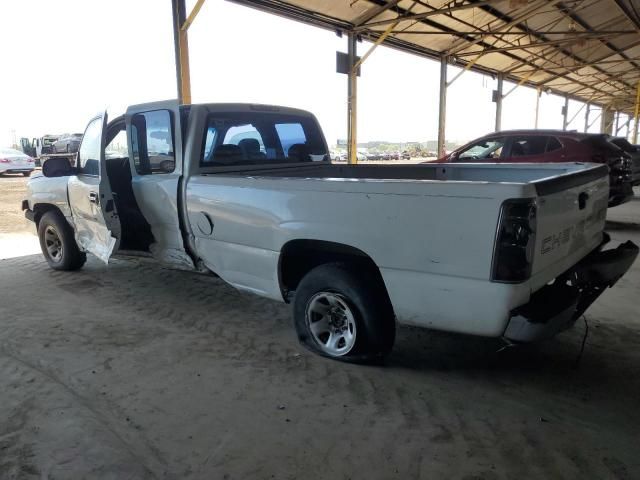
top-left (22, 171), bottom-right (31, 177)
top-left (293, 262), bottom-right (395, 362)
top-left (37, 210), bottom-right (86, 271)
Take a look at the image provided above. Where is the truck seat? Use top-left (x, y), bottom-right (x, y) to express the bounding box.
top-left (212, 144), bottom-right (244, 165)
top-left (238, 138), bottom-right (266, 161)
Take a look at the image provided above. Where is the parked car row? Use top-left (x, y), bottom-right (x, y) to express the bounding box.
top-left (331, 151), bottom-right (413, 161)
top-left (436, 130), bottom-right (639, 207)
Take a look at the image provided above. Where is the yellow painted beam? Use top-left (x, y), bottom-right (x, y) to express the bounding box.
top-left (178, 28), bottom-right (192, 104)
top-left (351, 20), bottom-right (399, 74)
top-left (182, 0), bottom-right (206, 31)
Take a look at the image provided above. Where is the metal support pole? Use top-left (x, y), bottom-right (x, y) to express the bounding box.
top-left (562, 96), bottom-right (569, 130)
top-left (172, 0), bottom-right (192, 104)
top-left (584, 103), bottom-right (590, 133)
top-left (633, 80), bottom-right (640, 143)
top-left (626, 117), bottom-right (632, 138)
top-left (602, 107), bottom-right (615, 134)
top-left (588, 109), bottom-right (601, 130)
top-left (534, 88), bottom-right (541, 129)
top-left (614, 111), bottom-right (620, 135)
top-left (495, 74), bottom-right (503, 132)
top-left (347, 33), bottom-right (358, 165)
top-left (437, 56), bottom-right (448, 158)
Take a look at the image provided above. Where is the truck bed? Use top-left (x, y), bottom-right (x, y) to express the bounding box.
top-left (208, 162), bottom-right (606, 191)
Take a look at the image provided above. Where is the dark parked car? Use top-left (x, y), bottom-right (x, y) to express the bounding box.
top-left (436, 130), bottom-right (634, 207)
top-left (52, 133), bottom-right (83, 153)
top-left (608, 136), bottom-right (640, 186)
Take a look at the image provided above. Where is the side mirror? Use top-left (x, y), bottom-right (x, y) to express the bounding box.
top-left (43, 157), bottom-right (76, 177)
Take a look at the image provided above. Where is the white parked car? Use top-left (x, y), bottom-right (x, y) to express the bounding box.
top-left (22, 101), bottom-right (638, 362)
top-left (0, 148), bottom-right (35, 176)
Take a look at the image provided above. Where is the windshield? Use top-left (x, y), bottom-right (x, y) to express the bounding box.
top-left (458, 138), bottom-right (505, 160)
top-left (201, 111), bottom-right (328, 167)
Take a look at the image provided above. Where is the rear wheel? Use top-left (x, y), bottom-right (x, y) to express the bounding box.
top-left (293, 263), bottom-right (395, 362)
top-left (22, 171), bottom-right (31, 177)
top-left (37, 210), bottom-right (86, 271)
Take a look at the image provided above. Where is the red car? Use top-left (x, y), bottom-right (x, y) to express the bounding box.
top-left (437, 130), bottom-right (634, 207)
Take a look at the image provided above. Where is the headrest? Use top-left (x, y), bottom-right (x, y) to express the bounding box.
top-left (238, 138), bottom-right (261, 154)
top-left (287, 143), bottom-right (310, 162)
top-left (212, 144), bottom-right (243, 164)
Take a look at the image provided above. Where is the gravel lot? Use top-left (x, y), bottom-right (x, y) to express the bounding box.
top-left (1, 175), bottom-right (639, 479)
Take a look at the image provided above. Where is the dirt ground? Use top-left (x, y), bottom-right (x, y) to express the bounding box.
top-left (0, 175), bottom-right (639, 479)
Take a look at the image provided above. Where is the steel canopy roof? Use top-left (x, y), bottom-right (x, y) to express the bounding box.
top-left (230, 0), bottom-right (640, 114)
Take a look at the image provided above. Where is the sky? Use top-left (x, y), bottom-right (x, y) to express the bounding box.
top-left (0, 0), bottom-right (635, 149)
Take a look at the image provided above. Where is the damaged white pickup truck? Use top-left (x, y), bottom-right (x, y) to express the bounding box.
top-left (23, 101), bottom-right (638, 361)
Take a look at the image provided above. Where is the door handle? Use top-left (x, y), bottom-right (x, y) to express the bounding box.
top-left (88, 192), bottom-right (99, 205)
top-left (578, 192), bottom-right (589, 210)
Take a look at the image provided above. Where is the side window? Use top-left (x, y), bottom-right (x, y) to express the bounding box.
top-left (275, 123), bottom-right (306, 156)
top-left (131, 110), bottom-right (175, 174)
top-left (509, 136), bottom-right (547, 157)
top-left (105, 129), bottom-right (128, 159)
top-left (458, 138), bottom-right (505, 160)
top-left (77, 118), bottom-right (102, 176)
top-left (546, 137), bottom-right (562, 152)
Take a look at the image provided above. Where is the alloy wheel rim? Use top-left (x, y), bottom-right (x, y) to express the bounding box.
top-left (44, 225), bottom-right (63, 262)
top-left (305, 292), bottom-right (357, 356)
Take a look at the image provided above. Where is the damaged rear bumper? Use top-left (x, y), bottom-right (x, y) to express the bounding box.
top-left (503, 235), bottom-right (638, 342)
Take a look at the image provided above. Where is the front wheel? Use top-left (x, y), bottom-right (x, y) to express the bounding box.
top-left (293, 263), bottom-right (395, 362)
top-left (37, 210), bottom-right (86, 271)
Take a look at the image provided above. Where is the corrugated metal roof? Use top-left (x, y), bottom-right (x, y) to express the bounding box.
top-left (230, 0), bottom-right (640, 113)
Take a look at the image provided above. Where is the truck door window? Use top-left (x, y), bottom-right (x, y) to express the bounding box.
top-left (130, 110), bottom-right (175, 174)
top-left (77, 118), bottom-right (102, 176)
top-left (105, 129), bottom-right (128, 159)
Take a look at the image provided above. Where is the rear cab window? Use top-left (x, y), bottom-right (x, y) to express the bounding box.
top-left (201, 110), bottom-right (328, 167)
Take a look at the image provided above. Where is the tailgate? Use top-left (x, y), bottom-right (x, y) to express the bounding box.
top-left (531, 165), bottom-right (609, 280)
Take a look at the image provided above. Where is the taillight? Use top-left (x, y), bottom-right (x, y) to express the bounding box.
top-left (491, 199), bottom-right (537, 283)
top-left (0, 158), bottom-right (10, 163)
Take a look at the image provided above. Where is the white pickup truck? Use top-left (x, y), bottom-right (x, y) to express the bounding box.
top-left (23, 101), bottom-right (638, 361)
